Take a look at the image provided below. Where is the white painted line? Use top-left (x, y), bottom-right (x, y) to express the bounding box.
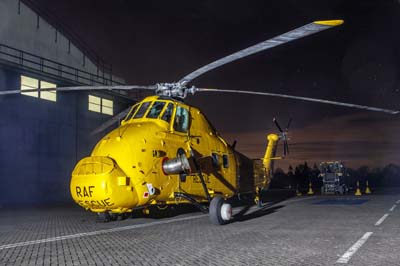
top-left (389, 205), bottom-right (397, 212)
top-left (375, 213), bottom-right (389, 226)
top-left (0, 214), bottom-right (206, 251)
top-left (336, 232), bottom-right (373, 264)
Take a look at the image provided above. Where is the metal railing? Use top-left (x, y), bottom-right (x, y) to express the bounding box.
top-left (0, 43), bottom-right (122, 86)
top-left (21, 0), bottom-right (113, 76)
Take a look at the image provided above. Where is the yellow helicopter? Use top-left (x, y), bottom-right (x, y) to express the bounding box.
top-left (3, 19), bottom-right (398, 225)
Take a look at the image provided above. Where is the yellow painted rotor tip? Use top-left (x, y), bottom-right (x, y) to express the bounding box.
top-left (314, 20), bottom-right (344, 26)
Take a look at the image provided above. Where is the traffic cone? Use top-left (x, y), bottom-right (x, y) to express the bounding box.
top-left (307, 181), bottom-right (314, 195)
top-left (296, 184), bottom-right (302, 196)
top-left (365, 180), bottom-right (372, 194)
top-left (355, 181), bottom-right (362, 196)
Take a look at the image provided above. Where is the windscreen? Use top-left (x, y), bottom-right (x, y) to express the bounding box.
top-left (133, 102), bottom-right (151, 119)
top-left (147, 101), bottom-right (166, 118)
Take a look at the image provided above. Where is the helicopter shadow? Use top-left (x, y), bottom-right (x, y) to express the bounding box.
top-left (229, 203), bottom-right (285, 224)
top-left (130, 204), bottom-right (202, 220)
top-left (224, 189), bottom-right (295, 224)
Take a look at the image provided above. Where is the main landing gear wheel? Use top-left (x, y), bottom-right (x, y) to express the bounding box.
top-left (96, 212), bottom-right (111, 223)
top-left (209, 196), bottom-right (232, 225)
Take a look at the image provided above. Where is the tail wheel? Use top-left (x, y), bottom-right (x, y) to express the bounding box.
top-left (209, 196), bottom-right (232, 225)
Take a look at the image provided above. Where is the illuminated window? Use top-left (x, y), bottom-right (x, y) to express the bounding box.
top-left (88, 95), bottom-right (113, 115)
top-left (21, 75), bottom-right (39, 98)
top-left (20, 75), bottom-right (57, 102)
top-left (40, 81), bottom-right (57, 102)
top-left (102, 99), bottom-right (113, 115)
top-left (88, 95), bottom-right (101, 113)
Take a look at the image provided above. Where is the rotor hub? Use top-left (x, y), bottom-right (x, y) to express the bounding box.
top-left (155, 83), bottom-right (197, 99)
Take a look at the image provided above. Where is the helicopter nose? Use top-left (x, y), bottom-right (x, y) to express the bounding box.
top-left (70, 156), bottom-right (139, 213)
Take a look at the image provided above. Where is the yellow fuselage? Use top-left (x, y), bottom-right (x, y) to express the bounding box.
top-left (70, 96), bottom-right (279, 213)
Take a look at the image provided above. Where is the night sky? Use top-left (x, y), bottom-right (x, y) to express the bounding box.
top-left (32, 0), bottom-right (400, 170)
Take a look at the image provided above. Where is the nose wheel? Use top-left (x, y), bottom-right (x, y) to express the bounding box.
top-left (209, 196), bottom-right (232, 225)
top-left (96, 212), bottom-right (129, 222)
top-left (96, 212), bottom-right (111, 223)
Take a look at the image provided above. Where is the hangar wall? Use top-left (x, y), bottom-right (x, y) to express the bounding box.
top-left (0, 1), bottom-right (132, 207)
top-left (0, 69), bottom-right (131, 207)
top-left (0, 0), bottom-right (122, 85)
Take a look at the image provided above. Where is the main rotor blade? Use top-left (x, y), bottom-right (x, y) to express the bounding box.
top-left (197, 88), bottom-right (400, 115)
top-left (0, 85), bottom-right (156, 95)
top-left (178, 20), bottom-right (343, 85)
top-left (90, 107), bottom-right (131, 135)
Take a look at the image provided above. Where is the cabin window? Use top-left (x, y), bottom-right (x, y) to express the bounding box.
top-left (173, 106), bottom-right (189, 133)
top-left (211, 153), bottom-right (219, 168)
top-left (161, 103), bottom-right (174, 123)
top-left (133, 101), bottom-right (151, 119)
top-left (223, 155), bottom-right (229, 168)
top-left (124, 104), bottom-right (139, 121)
top-left (147, 101), bottom-right (166, 118)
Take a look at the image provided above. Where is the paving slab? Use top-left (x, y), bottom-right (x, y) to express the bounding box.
top-left (1, 189), bottom-right (399, 266)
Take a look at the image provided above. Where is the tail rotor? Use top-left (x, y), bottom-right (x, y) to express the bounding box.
top-left (273, 117), bottom-right (291, 157)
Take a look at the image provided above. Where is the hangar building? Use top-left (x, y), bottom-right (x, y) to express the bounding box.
top-left (0, 0), bottom-right (132, 206)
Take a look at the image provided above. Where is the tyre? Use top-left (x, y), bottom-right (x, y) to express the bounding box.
top-left (118, 212), bottom-right (131, 220)
top-left (209, 196), bottom-right (232, 225)
top-left (96, 212), bottom-right (111, 223)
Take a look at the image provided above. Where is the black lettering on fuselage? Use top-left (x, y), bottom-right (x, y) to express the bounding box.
top-left (104, 198), bottom-right (114, 206)
top-left (76, 186), bottom-right (82, 197)
top-left (88, 186), bottom-right (95, 197)
top-left (76, 198), bottom-right (115, 208)
top-left (76, 186), bottom-right (95, 197)
top-left (83, 187), bottom-right (89, 197)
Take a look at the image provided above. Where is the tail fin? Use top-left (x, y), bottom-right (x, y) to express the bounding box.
top-left (262, 133), bottom-right (280, 177)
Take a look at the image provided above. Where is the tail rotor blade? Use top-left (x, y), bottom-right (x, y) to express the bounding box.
top-left (284, 140), bottom-right (289, 155)
top-left (286, 118), bottom-right (292, 131)
top-left (273, 117), bottom-right (284, 132)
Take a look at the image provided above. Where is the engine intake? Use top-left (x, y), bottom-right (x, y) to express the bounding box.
top-left (162, 154), bottom-right (192, 175)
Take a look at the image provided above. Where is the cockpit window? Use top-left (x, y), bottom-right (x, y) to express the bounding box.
top-left (174, 106), bottom-right (189, 133)
top-left (133, 102), bottom-right (151, 119)
top-left (147, 101), bottom-right (166, 119)
top-left (124, 104), bottom-right (139, 121)
top-left (161, 103), bottom-right (174, 123)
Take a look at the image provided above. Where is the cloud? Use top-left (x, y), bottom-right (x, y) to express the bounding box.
top-left (221, 112), bottom-right (400, 170)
